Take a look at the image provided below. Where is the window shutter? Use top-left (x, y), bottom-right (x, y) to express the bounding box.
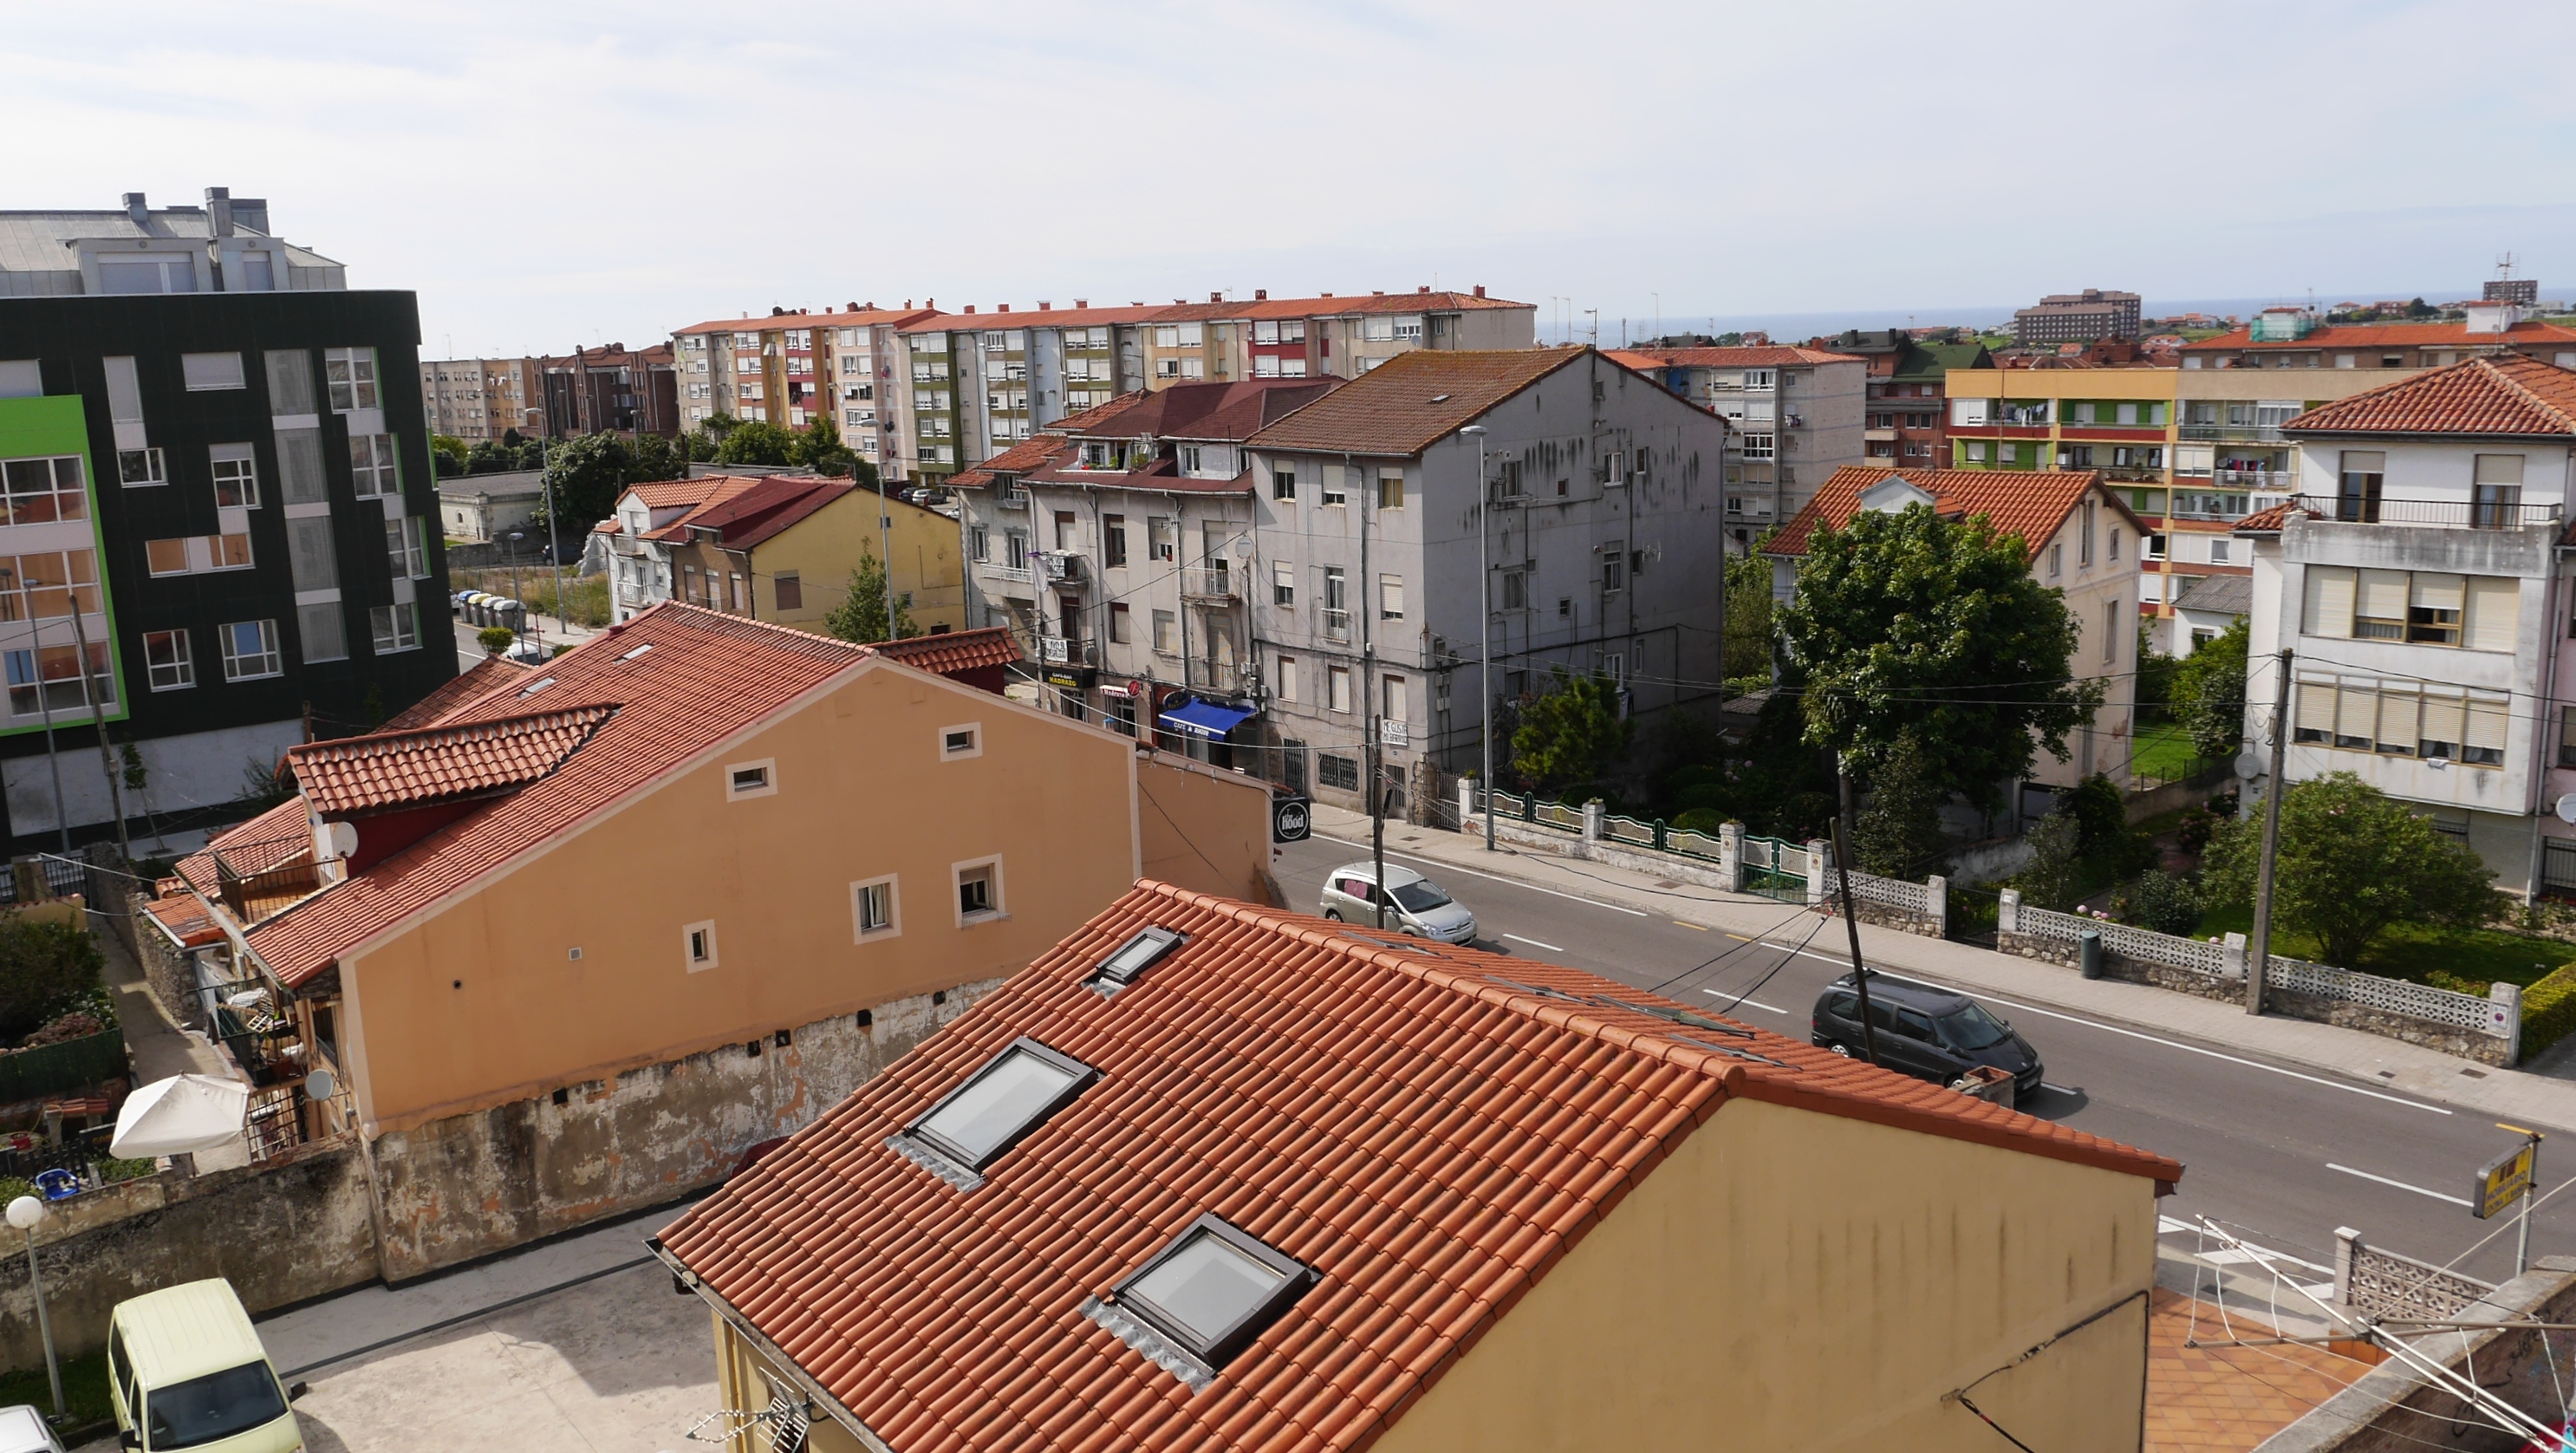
top-left (2412, 573), bottom-right (2466, 614)
top-left (2468, 577), bottom-right (2520, 652)
top-left (2466, 696), bottom-right (2510, 754)
top-left (265, 350), bottom-right (315, 415)
top-left (2475, 453), bottom-right (2526, 485)
top-left (2304, 566), bottom-right (2353, 637)
top-left (275, 429), bottom-right (327, 505)
top-left (2374, 689), bottom-right (2418, 752)
top-left (2335, 684), bottom-right (2377, 746)
top-left (2295, 680), bottom-right (2336, 737)
top-left (2420, 693), bottom-right (2465, 755)
top-left (2355, 569), bottom-right (2408, 622)
top-left (288, 518), bottom-right (338, 591)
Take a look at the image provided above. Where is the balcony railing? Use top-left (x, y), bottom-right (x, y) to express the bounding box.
top-left (2293, 493), bottom-right (2562, 529)
top-left (1181, 568), bottom-right (1237, 601)
top-left (2180, 423), bottom-right (2287, 443)
top-left (1193, 660), bottom-right (1249, 693)
top-left (1320, 607), bottom-right (1351, 641)
top-left (2215, 468), bottom-right (2293, 489)
top-left (1040, 635), bottom-right (1097, 666)
top-left (984, 561), bottom-right (1034, 584)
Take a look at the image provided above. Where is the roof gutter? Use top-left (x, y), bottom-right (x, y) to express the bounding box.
top-left (648, 1239), bottom-right (899, 1453)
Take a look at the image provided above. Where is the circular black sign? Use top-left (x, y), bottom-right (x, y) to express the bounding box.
top-left (1272, 796), bottom-right (1312, 843)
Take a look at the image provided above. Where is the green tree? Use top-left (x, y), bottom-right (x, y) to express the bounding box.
top-left (0, 910), bottom-right (105, 1043)
top-left (431, 434), bottom-right (470, 477)
top-left (535, 431), bottom-right (634, 531)
top-left (629, 430), bottom-right (689, 484)
top-left (2172, 619), bottom-right (2249, 758)
top-left (2202, 771), bottom-right (2497, 967)
top-left (2135, 625), bottom-right (2178, 710)
top-left (1775, 505), bottom-right (2103, 812)
top-left (822, 551), bottom-right (916, 644)
top-left (681, 428), bottom-right (721, 463)
top-left (790, 416), bottom-right (857, 478)
top-left (700, 411), bottom-right (742, 440)
top-left (714, 420), bottom-right (797, 468)
top-left (1722, 549), bottom-right (1773, 686)
top-left (1508, 669), bottom-right (1632, 792)
top-left (2019, 810), bottom-right (2085, 912)
top-left (1854, 732), bottom-right (1945, 876)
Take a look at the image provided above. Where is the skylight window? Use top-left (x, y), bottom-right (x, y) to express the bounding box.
top-left (1094, 926), bottom-right (1183, 987)
top-left (519, 677), bottom-right (555, 697)
top-left (907, 1037), bottom-right (1097, 1172)
top-left (1110, 1214), bottom-right (1315, 1371)
top-left (620, 642), bottom-right (654, 661)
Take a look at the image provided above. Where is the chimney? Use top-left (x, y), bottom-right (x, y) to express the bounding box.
top-left (1211, 291), bottom-right (1222, 303)
top-left (204, 186), bottom-right (234, 238)
top-left (1075, 298), bottom-right (1088, 309)
top-left (965, 304), bottom-right (976, 315)
top-left (1254, 289), bottom-right (1267, 301)
top-left (122, 192), bottom-right (148, 225)
top-left (849, 301), bottom-right (861, 311)
top-left (1038, 301), bottom-right (1051, 311)
top-left (1371, 290), bottom-right (1385, 296)
top-left (1320, 292), bottom-right (1333, 297)
top-left (998, 303), bottom-right (1010, 313)
top-left (771, 306), bottom-right (786, 316)
top-left (1418, 285), bottom-right (1430, 294)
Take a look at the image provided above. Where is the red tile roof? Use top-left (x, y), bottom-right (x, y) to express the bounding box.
top-left (1605, 345), bottom-right (1865, 369)
top-left (896, 304), bottom-right (1171, 335)
top-left (283, 706), bottom-right (617, 818)
top-left (673, 309), bottom-right (938, 336)
top-left (620, 477), bottom-right (740, 513)
top-left (947, 434), bottom-right (1071, 490)
top-left (1245, 347), bottom-right (1590, 457)
top-left (657, 883), bottom-right (2179, 1453)
top-left (204, 605), bottom-right (881, 987)
top-left (642, 474), bottom-right (859, 550)
top-left (638, 476), bottom-right (769, 539)
top-left (1766, 466), bottom-right (2141, 558)
top-left (900, 293), bottom-right (1531, 333)
top-left (2281, 353), bottom-right (2576, 437)
top-left (2182, 318), bottom-right (2576, 353)
top-left (1069, 379), bottom-right (1343, 443)
top-left (142, 893), bottom-right (225, 950)
top-left (381, 657), bottom-right (535, 733)
top-left (862, 627), bottom-right (1021, 676)
top-left (2229, 500), bottom-right (2311, 535)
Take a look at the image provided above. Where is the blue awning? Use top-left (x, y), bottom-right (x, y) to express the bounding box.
top-left (1156, 697), bottom-right (1258, 740)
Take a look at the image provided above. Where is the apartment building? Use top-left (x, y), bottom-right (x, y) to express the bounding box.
top-left (1243, 348), bottom-right (1727, 818)
top-left (2013, 289), bottom-right (2141, 347)
top-left (2236, 355), bottom-right (2576, 899)
top-left (1606, 346), bottom-right (1864, 550)
top-left (1142, 286), bottom-right (1536, 388)
top-left (2182, 303), bottom-right (2576, 372)
top-left (0, 189), bottom-right (453, 852)
top-left (420, 357), bottom-right (542, 441)
top-left (671, 307), bottom-right (940, 469)
top-left (1810, 329), bottom-right (1994, 470)
top-left (948, 381), bottom-right (1340, 753)
top-left (539, 342), bottom-right (679, 439)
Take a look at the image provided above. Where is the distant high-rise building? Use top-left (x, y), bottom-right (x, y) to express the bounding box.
top-left (2485, 277), bottom-right (2540, 305)
top-left (2013, 289), bottom-right (2142, 347)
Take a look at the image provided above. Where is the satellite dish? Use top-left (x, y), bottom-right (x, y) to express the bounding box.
top-left (329, 821), bottom-right (359, 859)
top-left (1231, 538), bottom-right (1252, 558)
top-left (303, 1068), bottom-right (336, 1102)
top-left (2556, 793), bottom-right (2576, 825)
top-left (2234, 751), bottom-right (2262, 779)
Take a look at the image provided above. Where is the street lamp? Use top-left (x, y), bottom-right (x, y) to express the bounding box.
top-left (504, 531), bottom-right (527, 639)
top-left (1460, 424), bottom-right (1494, 851)
top-left (7, 1194), bottom-right (62, 1420)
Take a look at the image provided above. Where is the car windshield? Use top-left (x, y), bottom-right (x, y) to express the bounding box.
top-left (146, 1362), bottom-right (288, 1450)
top-left (1935, 1002), bottom-right (2013, 1052)
top-left (1389, 881), bottom-right (1452, 913)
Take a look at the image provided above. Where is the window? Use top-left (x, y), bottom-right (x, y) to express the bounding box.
top-left (934, 723), bottom-right (985, 762)
top-left (2104, 602), bottom-right (2118, 662)
top-left (2304, 565), bottom-right (2518, 651)
top-left (1152, 609), bottom-right (1177, 655)
top-left (1378, 472), bottom-right (1404, 510)
top-left (954, 858), bottom-right (1004, 922)
top-left (1109, 603), bottom-right (1131, 643)
top-left (145, 538), bottom-right (190, 577)
top-left (1148, 518), bottom-right (1175, 562)
top-left (219, 619), bottom-right (282, 681)
top-left (1602, 540), bottom-right (1625, 593)
top-left (1379, 573), bottom-right (1404, 620)
top-left (1272, 467), bottom-right (1296, 502)
top-left (2561, 707), bottom-right (2576, 769)
top-left (2336, 449), bottom-right (2384, 523)
top-left (2, 457), bottom-right (87, 525)
top-left (2208, 538), bottom-right (2231, 565)
top-left (1272, 561), bottom-right (1294, 607)
top-left (1499, 570), bottom-right (1528, 611)
top-left (386, 517), bottom-right (426, 577)
top-left (726, 759), bottom-right (777, 800)
top-left (1275, 655), bottom-right (1298, 702)
top-left (300, 603), bottom-right (348, 663)
top-left (2475, 453), bottom-right (2526, 528)
top-left (1739, 433), bottom-right (1775, 459)
top-left (287, 517), bottom-right (338, 592)
top-left (2146, 532), bottom-right (2167, 561)
top-left (909, 1037), bottom-right (1096, 1172)
top-left (368, 603), bottom-right (420, 654)
top-left (0, 551), bottom-right (101, 619)
top-left (683, 921), bottom-right (718, 972)
top-left (1104, 515), bottom-right (1128, 569)
top-left (205, 446), bottom-right (262, 507)
top-left (350, 434), bottom-right (399, 496)
top-left (2078, 501), bottom-right (2095, 564)
top-left (118, 448), bottom-right (166, 486)
top-left (2110, 528), bottom-right (2121, 561)
top-left (1109, 1214), bottom-right (1315, 1372)
top-left (853, 876), bottom-right (900, 940)
top-left (2296, 680), bottom-right (2508, 766)
top-left (1321, 471), bottom-right (1346, 507)
top-left (2047, 544), bottom-right (2063, 578)
top-left (144, 629), bottom-right (192, 691)
top-left (180, 353), bottom-right (245, 391)
top-left (1383, 674), bottom-right (1408, 723)
top-left (1317, 753), bottom-right (1359, 790)
top-left (1328, 665), bottom-right (1352, 713)
top-left (5, 643), bottom-right (111, 717)
top-left (1094, 927), bottom-right (1185, 990)
top-left (325, 348), bottom-right (379, 411)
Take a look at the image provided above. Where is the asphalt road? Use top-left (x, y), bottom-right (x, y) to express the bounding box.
top-left (1280, 833), bottom-right (2576, 1290)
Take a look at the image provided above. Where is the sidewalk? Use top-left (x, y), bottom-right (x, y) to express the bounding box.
top-left (1311, 805), bottom-right (2576, 1133)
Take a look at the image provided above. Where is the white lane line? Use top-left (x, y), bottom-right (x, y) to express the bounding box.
top-left (2328, 1163), bottom-right (2473, 1207)
top-left (1695, 988), bottom-right (1787, 1014)
top-left (2040, 1082), bottom-right (2078, 1095)
top-left (1728, 948), bottom-right (2455, 1117)
top-left (1502, 933), bottom-right (1564, 953)
top-left (1308, 835), bottom-right (1652, 916)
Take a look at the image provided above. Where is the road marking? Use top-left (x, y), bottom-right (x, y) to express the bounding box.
top-left (1308, 834), bottom-right (1652, 915)
top-left (1673, 920), bottom-right (1708, 931)
top-left (2041, 1082), bottom-right (2078, 1096)
top-left (2328, 1163), bottom-right (2473, 1207)
top-left (1503, 933), bottom-right (1564, 953)
top-left (1698, 989), bottom-right (1788, 1014)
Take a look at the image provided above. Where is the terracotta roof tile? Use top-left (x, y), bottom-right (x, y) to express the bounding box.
top-left (1766, 466), bottom-right (2143, 558)
top-left (2181, 318), bottom-right (2576, 353)
top-left (949, 434), bottom-right (1073, 490)
top-left (643, 473), bottom-right (865, 551)
top-left (381, 656), bottom-right (535, 733)
top-left (1245, 348), bottom-right (1589, 458)
top-left (283, 706), bottom-right (616, 817)
top-left (640, 476), bottom-right (771, 540)
top-left (2229, 500), bottom-right (2312, 535)
top-left (621, 477), bottom-right (739, 512)
top-left (862, 627), bottom-right (1021, 676)
top-left (2143, 1288), bottom-right (2373, 1451)
top-left (658, 883), bottom-right (2179, 1453)
top-left (674, 309), bottom-right (939, 336)
top-left (142, 893), bottom-right (224, 949)
top-left (2282, 353), bottom-right (2576, 437)
top-left (1604, 346), bottom-right (1864, 368)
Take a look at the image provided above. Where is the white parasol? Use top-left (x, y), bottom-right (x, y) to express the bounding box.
top-left (110, 1074), bottom-right (250, 1159)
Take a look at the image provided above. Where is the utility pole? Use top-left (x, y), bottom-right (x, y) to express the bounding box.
top-left (2246, 648), bottom-right (2293, 1014)
top-left (1834, 759), bottom-right (1882, 1066)
top-left (1461, 424), bottom-right (1494, 850)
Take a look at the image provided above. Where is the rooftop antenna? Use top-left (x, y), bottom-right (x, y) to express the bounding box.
top-left (2498, 251), bottom-right (2520, 279)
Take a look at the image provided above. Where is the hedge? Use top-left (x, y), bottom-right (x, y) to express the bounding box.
top-left (2521, 960), bottom-right (2576, 1059)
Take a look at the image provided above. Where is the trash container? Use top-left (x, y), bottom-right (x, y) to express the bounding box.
top-left (2078, 928), bottom-right (2103, 980)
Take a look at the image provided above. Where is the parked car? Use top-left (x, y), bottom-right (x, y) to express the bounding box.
top-left (1318, 862), bottom-right (1477, 945)
top-left (0, 1405), bottom-right (63, 1453)
top-left (1810, 973), bottom-right (2042, 1099)
top-left (107, 1278), bottom-right (306, 1453)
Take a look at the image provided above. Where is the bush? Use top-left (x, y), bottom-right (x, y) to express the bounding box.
top-left (2019, 811), bottom-right (2085, 912)
top-left (476, 625), bottom-right (516, 655)
top-left (1672, 808), bottom-right (1731, 836)
top-left (2121, 870), bottom-right (2202, 936)
top-left (2176, 809), bottom-right (2218, 856)
top-left (2521, 961), bottom-right (2576, 1058)
top-left (1674, 783), bottom-right (1730, 815)
top-left (1665, 764), bottom-right (1726, 796)
top-left (97, 1155), bottom-right (157, 1185)
top-left (0, 911), bottom-right (104, 1045)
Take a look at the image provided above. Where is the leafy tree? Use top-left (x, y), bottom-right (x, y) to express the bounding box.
top-left (629, 430), bottom-right (689, 484)
top-left (1722, 549), bottom-right (1773, 686)
top-left (1508, 668), bottom-right (1632, 792)
top-left (535, 431), bottom-right (634, 531)
top-left (237, 753), bottom-right (296, 812)
top-left (502, 427), bottom-right (525, 448)
top-left (477, 625), bottom-right (517, 655)
top-left (791, 416), bottom-right (857, 478)
top-left (0, 911), bottom-right (105, 1043)
top-left (2173, 619), bottom-right (2248, 758)
top-left (699, 411), bottom-right (742, 440)
top-left (431, 435), bottom-right (470, 477)
top-left (1854, 731), bottom-right (1945, 876)
top-left (2202, 771), bottom-right (2497, 967)
top-left (2135, 626), bottom-right (2177, 709)
top-left (2406, 296), bottom-right (2436, 319)
top-left (681, 428), bottom-right (721, 463)
top-left (715, 420), bottom-right (797, 468)
top-left (1776, 505), bottom-right (2103, 812)
top-left (822, 551), bottom-right (916, 644)
top-left (2019, 811), bottom-right (2085, 912)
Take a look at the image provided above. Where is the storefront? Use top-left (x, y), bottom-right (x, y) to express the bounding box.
top-left (1155, 691), bottom-right (1259, 770)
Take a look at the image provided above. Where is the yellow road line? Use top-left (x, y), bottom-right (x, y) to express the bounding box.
top-left (1673, 920), bottom-right (1708, 931)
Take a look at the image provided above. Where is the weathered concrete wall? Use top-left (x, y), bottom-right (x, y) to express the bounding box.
top-left (115, 881), bottom-right (203, 1031)
top-left (1825, 897), bottom-right (1941, 939)
top-left (0, 1140), bottom-right (377, 1368)
top-left (368, 978), bottom-right (999, 1281)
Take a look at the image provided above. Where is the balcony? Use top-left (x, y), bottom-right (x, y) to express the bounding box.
top-left (1040, 551), bottom-right (1083, 583)
top-left (2292, 493), bottom-right (2561, 529)
top-left (2095, 464), bottom-right (2167, 483)
top-left (984, 561), bottom-right (1034, 585)
top-left (1193, 660), bottom-right (1250, 693)
top-left (2180, 423), bottom-right (2287, 443)
top-left (1864, 427), bottom-right (1898, 443)
top-left (1181, 567), bottom-right (1237, 603)
top-left (1040, 635), bottom-right (1097, 667)
top-left (2215, 468), bottom-right (2293, 489)
top-left (1320, 607), bottom-right (1351, 641)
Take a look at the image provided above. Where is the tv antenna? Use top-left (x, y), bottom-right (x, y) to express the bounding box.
top-left (2497, 251), bottom-right (2520, 280)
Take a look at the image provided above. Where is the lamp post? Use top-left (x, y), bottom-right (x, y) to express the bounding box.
top-left (1460, 424), bottom-right (1494, 850)
top-left (7, 1195), bottom-right (62, 1420)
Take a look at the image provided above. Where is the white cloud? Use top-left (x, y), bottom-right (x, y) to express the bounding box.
top-left (14, 0), bottom-right (2573, 353)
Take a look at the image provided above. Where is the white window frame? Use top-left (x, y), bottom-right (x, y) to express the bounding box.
top-left (940, 723), bottom-right (984, 761)
top-left (953, 856), bottom-right (1005, 927)
top-left (852, 875), bottom-right (901, 942)
top-left (725, 758), bottom-right (778, 800)
top-left (368, 603), bottom-right (420, 655)
top-left (118, 447), bottom-right (166, 487)
top-left (218, 619), bottom-right (282, 681)
top-left (181, 353), bottom-right (245, 391)
top-left (324, 347), bottom-right (379, 412)
top-left (350, 433), bottom-right (400, 497)
top-left (209, 446), bottom-right (260, 507)
top-left (143, 629), bottom-right (193, 691)
top-left (683, 920), bottom-right (719, 972)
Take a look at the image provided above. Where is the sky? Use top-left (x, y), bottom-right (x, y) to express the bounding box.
top-left (16, 0), bottom-right (2576, 356)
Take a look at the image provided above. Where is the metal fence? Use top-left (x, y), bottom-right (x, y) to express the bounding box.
top-left (1743, 836), bottom-right (1808, 903)
top-left (0, 1027), bottom-right (127, 1104)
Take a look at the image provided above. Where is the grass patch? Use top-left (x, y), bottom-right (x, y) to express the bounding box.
top-left (0, 1349), bottom-right (114, 1432)
top-left (2132, 721), bottom-right (2208, 782)
top-left (2196, 902), bottom-right (2574, 992)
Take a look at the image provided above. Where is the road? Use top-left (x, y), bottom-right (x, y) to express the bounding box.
top-left (1279, 833), bottom-right (2576, 1290)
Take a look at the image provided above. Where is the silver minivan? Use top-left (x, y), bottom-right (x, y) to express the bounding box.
top-left (1318, 862), bottom-right (1478, 944)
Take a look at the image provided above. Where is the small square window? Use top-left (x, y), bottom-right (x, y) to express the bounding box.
top-left (683, 920), bottom-right (718, 972)
top-left (1109, 1214), bottom-right (1316, 1372)
top-left (118, 448), bottom-right (166, 486)
top-left (726, 759), bottom-right (777, 799)
top-left (940, 723), bottom-right (982, 760)
top-left (853, 875), bottom-right (900, 941)
top-left (954, 858), bottom-right (1003, 924)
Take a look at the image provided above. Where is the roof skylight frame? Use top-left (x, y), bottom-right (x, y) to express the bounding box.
top-left (518, 676), bottom-right (556, 698)
top-left (904, 1035), bottom-right (1099, 1173)
top-left (1109, 1213), bottom-right (1317, 1372)
top-left (1092, 925), bottom-right (1185, 988)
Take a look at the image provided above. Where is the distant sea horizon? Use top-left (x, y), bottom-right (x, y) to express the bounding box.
top-left (1537, 290), bottom-right (2511, 346)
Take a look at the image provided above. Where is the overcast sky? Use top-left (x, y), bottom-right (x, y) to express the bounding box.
top-left (18, 1), bottom-right (2574, 356)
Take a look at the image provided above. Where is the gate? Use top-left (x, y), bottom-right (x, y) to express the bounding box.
top-left (1742, 836), bottom-right (1807, 903)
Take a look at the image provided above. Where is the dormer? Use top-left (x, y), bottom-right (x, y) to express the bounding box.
top-left (1856, 475), bottom-right (1939, 515)
top-left (281, 705), bottom-right (617, 881)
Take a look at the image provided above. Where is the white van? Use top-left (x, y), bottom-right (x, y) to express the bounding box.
top-left (107, 1280), bottom-right (305, 1452)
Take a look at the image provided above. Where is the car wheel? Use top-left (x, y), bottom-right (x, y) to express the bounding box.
top-left (1324, 909), bottom-right (1343, 922)
top-left (1827, 1042), bottom-right (1852, 1057)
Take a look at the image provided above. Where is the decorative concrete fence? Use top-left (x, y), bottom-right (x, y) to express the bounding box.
top-left (2332, 1225), bottom-right (2496, 1322)
top-left (1999, 889), bottom-right (2521, 1065)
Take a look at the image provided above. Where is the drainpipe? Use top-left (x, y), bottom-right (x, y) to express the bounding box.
top-left (2527, 557), bottom-right (2564, 906)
